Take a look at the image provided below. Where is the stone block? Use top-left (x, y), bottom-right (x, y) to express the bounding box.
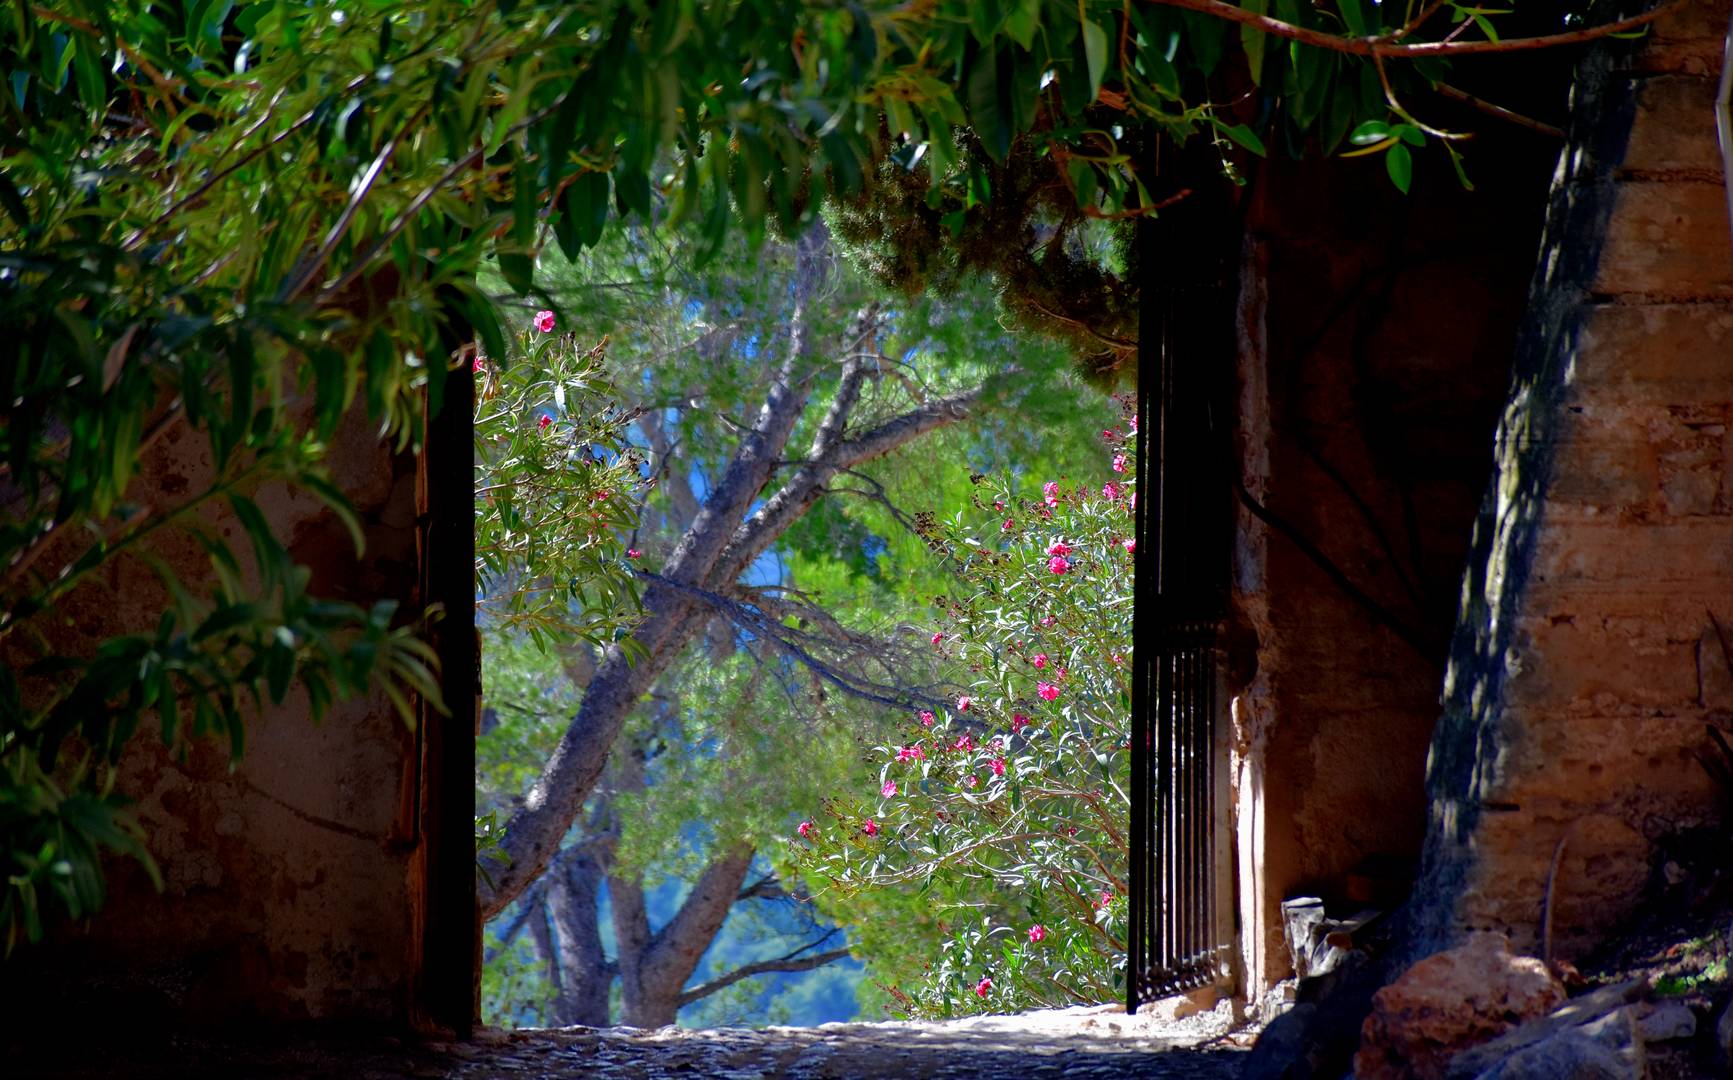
top-left (1574, 304), bottom-right (1733, 401)
top-left (1504, 610), bottom-right (1701, 712)
top-left (1529, 519), bottom-right (1733, 588)
top-left (1544, 433), bottom-right (1662, 516)
top-left (1452, 813), bottom-right (1652, 962)
top-left (1622, 76), bottom-right (1722, 177)
top-left (1633, 0), bottom-right (1733, 76)
top-left (1595, 181), bottom-right (1733, 299)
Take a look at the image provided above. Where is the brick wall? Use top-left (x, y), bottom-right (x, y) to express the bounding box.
top-left (1414, 0), bottom-right (1733, 962)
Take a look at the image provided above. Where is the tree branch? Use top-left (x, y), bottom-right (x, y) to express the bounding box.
top-left (1145, 0), bottom-right (1678, 58)
top-left (713, 383), bottom-right (987, 586)
top-left (676, 945), bottom-right (853, 1008)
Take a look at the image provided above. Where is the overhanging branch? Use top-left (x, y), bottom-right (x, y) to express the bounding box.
top-left (1146, 0), bottom-right (1680, 58)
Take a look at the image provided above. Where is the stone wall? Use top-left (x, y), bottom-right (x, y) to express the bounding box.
top-left (3, 405), bottom-right (429, 1026)
top-left (1413, 0), bottom-right (1733, 963)
top-left (1231, 69), bottom-right (1570, 995)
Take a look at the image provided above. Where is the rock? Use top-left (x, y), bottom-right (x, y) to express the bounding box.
top-left (1354, 932), bottom-right (1566, 1080)
top-left (1283, 898), bottom-right (1328, 978)
top-left (1172, 984), bottom-right (1221, 1019)
top-left (1244, 948), bottom-right (1392, 1080)
top-left (1241, 1003), bottom-right (1316, 1079)
top-left (1634, 999), bottom-right (1696, 1042)
top-left (1445, 978), bottom-right (1646, 1080)
top-left (1262, 977), bottom-right (1298, 1021)
top-left (1470, 1007), bottom-right (1643, 1080)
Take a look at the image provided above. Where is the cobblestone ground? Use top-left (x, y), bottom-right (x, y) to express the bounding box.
top-left (21, 1003), bottom-right (1252, 1079)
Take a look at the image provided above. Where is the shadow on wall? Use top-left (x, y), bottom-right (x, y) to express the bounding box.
top-left (1408, 43), bottom-right (1642, 962)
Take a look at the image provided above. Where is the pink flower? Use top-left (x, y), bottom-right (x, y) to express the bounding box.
top-left (990, 758), bottom-right (1005, 777)
top-left (1028, 924), bottom-right (1047, 943)
top-left (954, 734), bottom-right (975, 752)
top-left (1112, 452), bottom-right (1128, 474)
top-left (1037, 682), bottom-right (1059, 702)
top-left (920, 710), bottom-right (936, 727)
top-left (1102, 428), bottom-right (1119, 441)
top-left (932, 631), bottom-right (944, 645)
top-left (1123, 538), bottom-right (1136, 556)
top-left (627, 548), bottom-right (642, 559)
top-left (1130, 414), bottom-right (1139, 433)
top-left (1042, 481), bottom-right (1059, 507)
top-left (1129, 492), bottom-right (1137, 513)
top-left (472, 355), bottom-right (486, 373)
top-left (862, 819), bottom-right (879, 837)
top-left (1111, 654), bottom-right (1124, 666)
top-left (1047, 555), bottom-right (1070, 575)
top-left (797, 820), bottom-right (814, 839)
top-left (1102, 482), bottom-right (1120, 501)
top-left (1040, 616), bottom-right (1056, 627)
top-left (965, 775), bottom-right (979, 788)
top-left (533, 309), bottom-right (556, 333)
top-left (1002, 518), bottom-right (1015, 532)
top-left (957, 695), bottom-right (971, 712)
top-left (1046, 540), bottom-right (1071, 557)
top-left (1011, 713), bottom-right (1030, 733)
top-left (896, 744), bottom-right (925, 763)
top-left (538, 414), bottom-right (552, 430)
top-left (975, 976), bottom-right (993, 997)
top-left (993, 500), bottom-right (1005, 511)
top-left (1098, 890), bottom-right (1113, 909)
top-left (1032, 653), bottom-right (1048, 670)
top-left (882, 780), bottom-right (897, 798)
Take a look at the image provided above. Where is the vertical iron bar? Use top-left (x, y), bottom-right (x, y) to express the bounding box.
top-left (1127, 209), bottom-right (1154, 1013)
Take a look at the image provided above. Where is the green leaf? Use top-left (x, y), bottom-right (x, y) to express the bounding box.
top-left (966, 47), bottom-right (1011, 162)
top-left (1385, 141), bottom-right (1413, 193)
top-left (227, 494), bottom-right (281, 589)
top-left (1215, 121), bottom-right (1266, 157)
top-left (1003, 0), bottom-right (1040, 49)
top-left (1240, 0), bottom-right (1268, 86)
top-left (1066, 158), bottom-right (1098, 209)
top-left (1080, 20), bottom-right (1108, 104)
top-left (499, 252), bottom-right (533, 296)
top-left (1445, 142), bottom-right (1475, 191)
top-left (1338, 0), bottom-right (1367, 36)
top-left (1349, 119), bottom-right (1392, 146)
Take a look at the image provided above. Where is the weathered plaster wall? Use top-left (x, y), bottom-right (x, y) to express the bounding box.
top-left (1233, 77), bottom-right (1566, 993)
top-left (4, 405), bottom-right (424, 1025)
top-left (1414, 0), bottom-right (1733, 963)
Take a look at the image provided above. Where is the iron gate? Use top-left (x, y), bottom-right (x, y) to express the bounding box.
top-left (1127, 175), bottom-right (1234, 1012)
